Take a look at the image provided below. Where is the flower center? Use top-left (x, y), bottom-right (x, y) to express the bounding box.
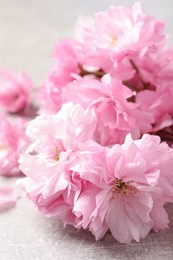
top-left (0, 144), bottom-right (8, 158)
top-left (112, 178), bottom-right (136, 198)
top-left (54, 147), bottom-right (61, 161)
top-left (111, 35), bottom-right (117, 47)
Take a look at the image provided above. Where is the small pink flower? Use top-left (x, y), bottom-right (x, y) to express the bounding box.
top-left (0, 70), bottom-right (33, 113)
top-left (0, 187), bottom-right (18, 212)
top-left (0, 114), bottom-right (28, 176)
top-left (76, 2), bottom-right (165, 72)
top-left (62, 75), bottom-right (154, 145)
top-left (67, 134), bottom-right (173, 243)
top-left (19, 103), bottom-right (97, 221)
top-left (39, 40), bottom-right (84, 114)
top-left (132, 46), bottom-right (173, 91)
top-left (20, 131), bottom-right (173, 243)
top-left (26, 102), bottom-right (96, 147)
top-left (136, 87), bottom-right (173, 132)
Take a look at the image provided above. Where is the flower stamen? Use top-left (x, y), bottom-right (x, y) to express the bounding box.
top-left (54, 147), bottom-right (61, 161)
top-left (112, 178), bottom-right (136, 198)
top-left (111, 35), bottom-right (117, 47)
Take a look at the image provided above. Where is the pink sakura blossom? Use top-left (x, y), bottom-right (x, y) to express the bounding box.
top-left (0, 70), bottom-right (33, 113)
top-left (26, 102), bottom-right (96, 146)
top-left (0, 187), bottom-right (18, 212)
top-left (115, 46), bottom-right (173, 139)
top-left (66, 134), bottom-right (173, 243)
top-left (62, 74), bottom-right (154, 145)
top-left (0, 114), bottom-right (28, 176)
top-left (19, 129), bottom-right (173, 243)
top-left (75, 2), bottom-right (165, 73)
top-left (117, 46), bottom-right (173, 97)
top-left (19, 103), bottom-right (96, 221)
top-left (130, 46), bottom-right (173, 91)
top-left (38, 2), bottom-right (168, 117)
top-left (39, 40), bottom-right (84, 114)
top-left (137, 87), bottom-right (173, 132)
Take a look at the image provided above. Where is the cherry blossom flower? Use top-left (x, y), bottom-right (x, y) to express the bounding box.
top-left (75, 2), bottom-right (165, 72)
top-left (19, 130), bottom-right (173, 243)
top-left (0, 70), bottom-right (33, 113)
top-left (67, 134), bottom-right (173, 243)
top-left (39, 40), bottom-right (84, 114)
top-left (0, 114), bottom-right (28, 176)
top-left (137, 88), bottom-right (173, 130)
top-left (0, 187), bottom-right (18, 212)
top-left (62, 75), bottom-right (154, 145)
top-left (19, 103), bottom-right (97, 221)
top-left (130, 46), bottom-right (173, 91)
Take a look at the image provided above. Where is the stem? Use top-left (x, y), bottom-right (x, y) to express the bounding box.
top-left (129, 60), bottom-right (140, 74)
top-left (123, 60), bottom-right (151, 92)
top-left (79, 65), bottom-right (105, 79)
top-left (155, 129), bottom-right (173, 143)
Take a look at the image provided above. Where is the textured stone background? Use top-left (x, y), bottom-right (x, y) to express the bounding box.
top-left (0, 1), bottom-right (173, 259)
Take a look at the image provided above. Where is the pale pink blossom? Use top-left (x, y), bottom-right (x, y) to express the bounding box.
top-left (137, 88), bottom-right (173, 132)
top-left (117, 46), bottom-right (173, 139)
top-left (76, 2), bottom-right (165, 72)
top-left (0, 187), bottom-right (18, 212)
top-left (130, 46), bottom-right (173, 91)
top-left (0, 70), bottom-right (33, 113)
top-left (116, 46), bottom-right (173, 98)
top-left (39, 40), bottom-right (84, 114)
top-left (19, 132), bottom-right (173, 243)
top-left (19, 103), bottom-right (96, 221)
top-left (18, 160), bottom-right (74, 222)
top-left (26, 102), bottom-right (96, 147)
top-left (62, 75), bottom-right (154, 145)
top-left (67, 134), bottom-right (173, 243)
top-left (38, 2), bottom-right (168, 116)
top-left (0, 114), bottom-right (28, 176)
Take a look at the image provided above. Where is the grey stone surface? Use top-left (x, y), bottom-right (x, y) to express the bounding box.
top-left (0, 1), bottom-right (173, 259)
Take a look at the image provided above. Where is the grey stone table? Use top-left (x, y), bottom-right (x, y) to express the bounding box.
top-left (0, 1), bottom-right (173, 259)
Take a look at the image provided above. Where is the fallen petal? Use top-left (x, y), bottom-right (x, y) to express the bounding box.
top-left (0, 187), bottom-right (18, 212)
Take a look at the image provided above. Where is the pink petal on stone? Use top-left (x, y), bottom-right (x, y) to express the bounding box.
top-left (0, 187), bottom-right (18, 212)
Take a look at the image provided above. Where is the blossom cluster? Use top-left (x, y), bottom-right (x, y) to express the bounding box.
top-left (0, 115), bottom-right (28, 176)
top-left (1, 2), bottom-right (173, 243)
top-left (0, 70), bottom-right (32, 177)
top-left (0, 69), bottom-right (33, 209)
top-left (19, 103), bottom-right (173, 243)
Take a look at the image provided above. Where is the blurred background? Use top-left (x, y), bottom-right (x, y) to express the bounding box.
top-left (0, 0), bottom-right (173, 85)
